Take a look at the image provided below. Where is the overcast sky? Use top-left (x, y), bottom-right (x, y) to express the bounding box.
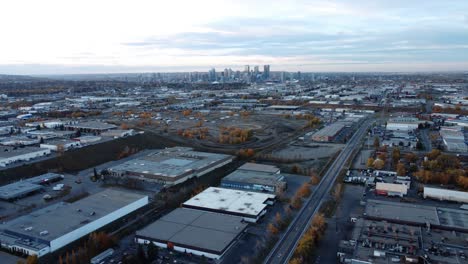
top-left (1, 0), bottom-right (468, 74)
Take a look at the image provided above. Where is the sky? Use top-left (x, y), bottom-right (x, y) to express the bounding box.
top-left (0, 0), bottom-right (468, 74)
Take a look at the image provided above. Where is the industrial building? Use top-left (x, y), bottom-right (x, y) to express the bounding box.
top-left (182, 187), bottom-right (275, 223)
top-left (0, 173), bottom-right (64, 200)
top-left (221, 163), bottom-right (286, 194)
top-left (64, 121), bottom-right (117, 133)
top-left (40, 139), bottom-right (82, 152)
top-left (311, 122), bottom-right (345, 142)
top-left (237, 162), bottom-right (281, 174)
top-left (423, 187), bottom-right (468, 203)
top-left (440, 126), bottom-right (467, 152)
top-left (375, 182), bottom-right (408, 197)
top-left (0, 189), bottom-right (148, 257)
top-left (0, 147), bottom-right (51, 167)
top-left (365, 199), bottom-right (468, 232)
top-left (386, 117), bottom-right (423, 131)
top-left (136, 208), bottom-right (247, 259)
top-left (338, 219), bottom-right (421, 264)
top-left (108, 147), bottom-right (233, 186)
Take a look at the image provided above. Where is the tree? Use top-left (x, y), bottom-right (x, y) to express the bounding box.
top-left (290, 195), bottom-right (303, 209)
top-left (147, 242), bottom-right (159, 261)
top-left (267, 223), bottom-right (279, 235)
top-left (39, 137), bottom-right (44, 144)
top-left (136, 244), bottom-right (147, 263)
top-left (405, 152), bottom-right (418, 163)
top-left (25, 255), bottom-right (38, 264)
top-left (392, 147), bottom-right (400, 165)
top-left (310, 175), bottom-right (320, 185)
top-left (373, 136), bottom-right (380, 149)
top-left (275, 212), bottom-right (285, 229)
top-left (367, 157), bottom-right (375, 168)
top-left (93, 168), bottom-right (98, 178)
top-left (373, 159), bottom-right (385, 170)
top-left (416, 141), bottom-right (424, 150)
top-left (298, 183), bottom-right (312, 198)
top-left (426, 149), bottom-right (441, 160)
top-left (396, 163), bottom-right (406, 176)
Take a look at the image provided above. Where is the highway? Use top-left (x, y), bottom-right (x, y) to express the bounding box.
top-left (263, 118), bottom-right (372, 264)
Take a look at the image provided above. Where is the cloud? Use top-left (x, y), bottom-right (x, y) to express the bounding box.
top-left (1, 0), bottom-right (468, 74)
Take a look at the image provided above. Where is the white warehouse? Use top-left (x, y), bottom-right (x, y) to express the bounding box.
top-left (0, 147), bottom-right (51, 167)
top-left (423, 187), bottom-right (468, 203)
top-left (0, 189), bottom-right (148, 257)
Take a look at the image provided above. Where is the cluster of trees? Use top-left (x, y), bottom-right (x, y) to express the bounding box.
top-left (290, 214), bottom-right (327, 263)
top-left (237, 148), bottom-right (255, 159)
top-left (218, 127), bottom-right (253, 144)
top-left (290, 183), bottom-right (312, 210)
top-left (70, 111), bottom-right (102, 118)
top-left (58, 232), bottom-right (115, 264)
top-left (133, 243), bottom-right (159, 264)
top-left (181, 109), bottom-right (192, 116)
top-left (433, 104), bottom-right (467, 115)
top-left (367, 157), bottom-right (385, 170)
top-left (413, 150), bottom-right (468, 189)
top-left (116, 146), bottom-right (139, 159)
top-left (267, 212), bottom-right (289, 236)
top-left (16, 255), bottom-right (38, 264)
top-left (177, 127), bottom-right (209, 139)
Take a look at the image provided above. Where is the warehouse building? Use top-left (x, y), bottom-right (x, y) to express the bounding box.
top-left (65, 121), bottom-right (117, 134)
top-left (108, 147), bottom-right (233, 186)
top-left (182, 187), bottom-right (275, 223)
top-left (0, 189), bottom-right (148, 257)
top-left (237, 162), bottom-right (280, 174)
top-left (221, 163), bottom-right (286, 194)
top-left (0, 147), bottom-right (51, 167)
top-left (365, 199), bottom-right (468, 232)
top-left (423, 187), bottom-right (468, 203)
top-left (0, 173), bottom-right (64, 201)
top-left (40, 139), bottom-right (82, 152)
top-left (311, 122), bottom-right (345, 142)
top-left (375, 182), bottom-right (408, 197)
top-left (386, 117), bottom-right (423, 132)
top-left (136, 208), bottom-right (247, 259)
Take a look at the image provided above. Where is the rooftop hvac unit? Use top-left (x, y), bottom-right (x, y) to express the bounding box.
top-left (24, 226), bottom-right (33, 231)
top-left (39, 230), bottom-right (49, 236)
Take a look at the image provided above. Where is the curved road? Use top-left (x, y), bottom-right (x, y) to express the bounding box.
top-left (263, 118), bottom-right (372, 264)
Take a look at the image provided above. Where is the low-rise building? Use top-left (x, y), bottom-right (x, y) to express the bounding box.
top-left (182, 187), bottom-right (275, 223)
top-left (423, 187), bottom-right (468, 203)
top-left (0, 173), bottom-right (64, 201)
top-left (0, 147), bottom-right (51, 167)
top-left (0, 189), bottom-right (148, 257)
top-left (221, 163), bottom-right (286, 194)
top-left (108, 147), bottom-right (233, 186)
top-left (312, 122), bottom-right (345, 142)
top-left (136, 208), bottom-right (247, 259)
top-left (40, 139), bottom-right (81, 152)
top-left (375, 182), bottom-right (407, 197)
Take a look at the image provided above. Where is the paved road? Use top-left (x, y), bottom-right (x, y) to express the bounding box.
top-left (263, 118), bottom-right (372, 264)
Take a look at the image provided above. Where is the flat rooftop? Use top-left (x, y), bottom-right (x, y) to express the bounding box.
top-left (183, 187), bottom-right (275, 218)
top-left (238, 163), bottom-right (280, 174)
top-left (136, 208), bottom-right (247, 254)
top-left (66, 121), bottom-right (116, 130)
top-left (1, 189), bottom-right (147, 242)
top-left (222, 170), bottom-right (285, 186)
top-left (0, 147), bottom-right (49, 158)
top-left (365, 199), bottom-right (440, 225)
top-left (313, 122), bottom-right (345, 138)
top-left (109, 147), bottom-right (232, 179)
top-left (0, 173), bottom-right (63, 200)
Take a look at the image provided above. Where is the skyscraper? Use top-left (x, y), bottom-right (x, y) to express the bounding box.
top-left (263, 65), bottom-right (270, 79)
top-left (209, 68), bottom-right (216, 82)
top-left (244, 65), bottom-right (250, 74)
